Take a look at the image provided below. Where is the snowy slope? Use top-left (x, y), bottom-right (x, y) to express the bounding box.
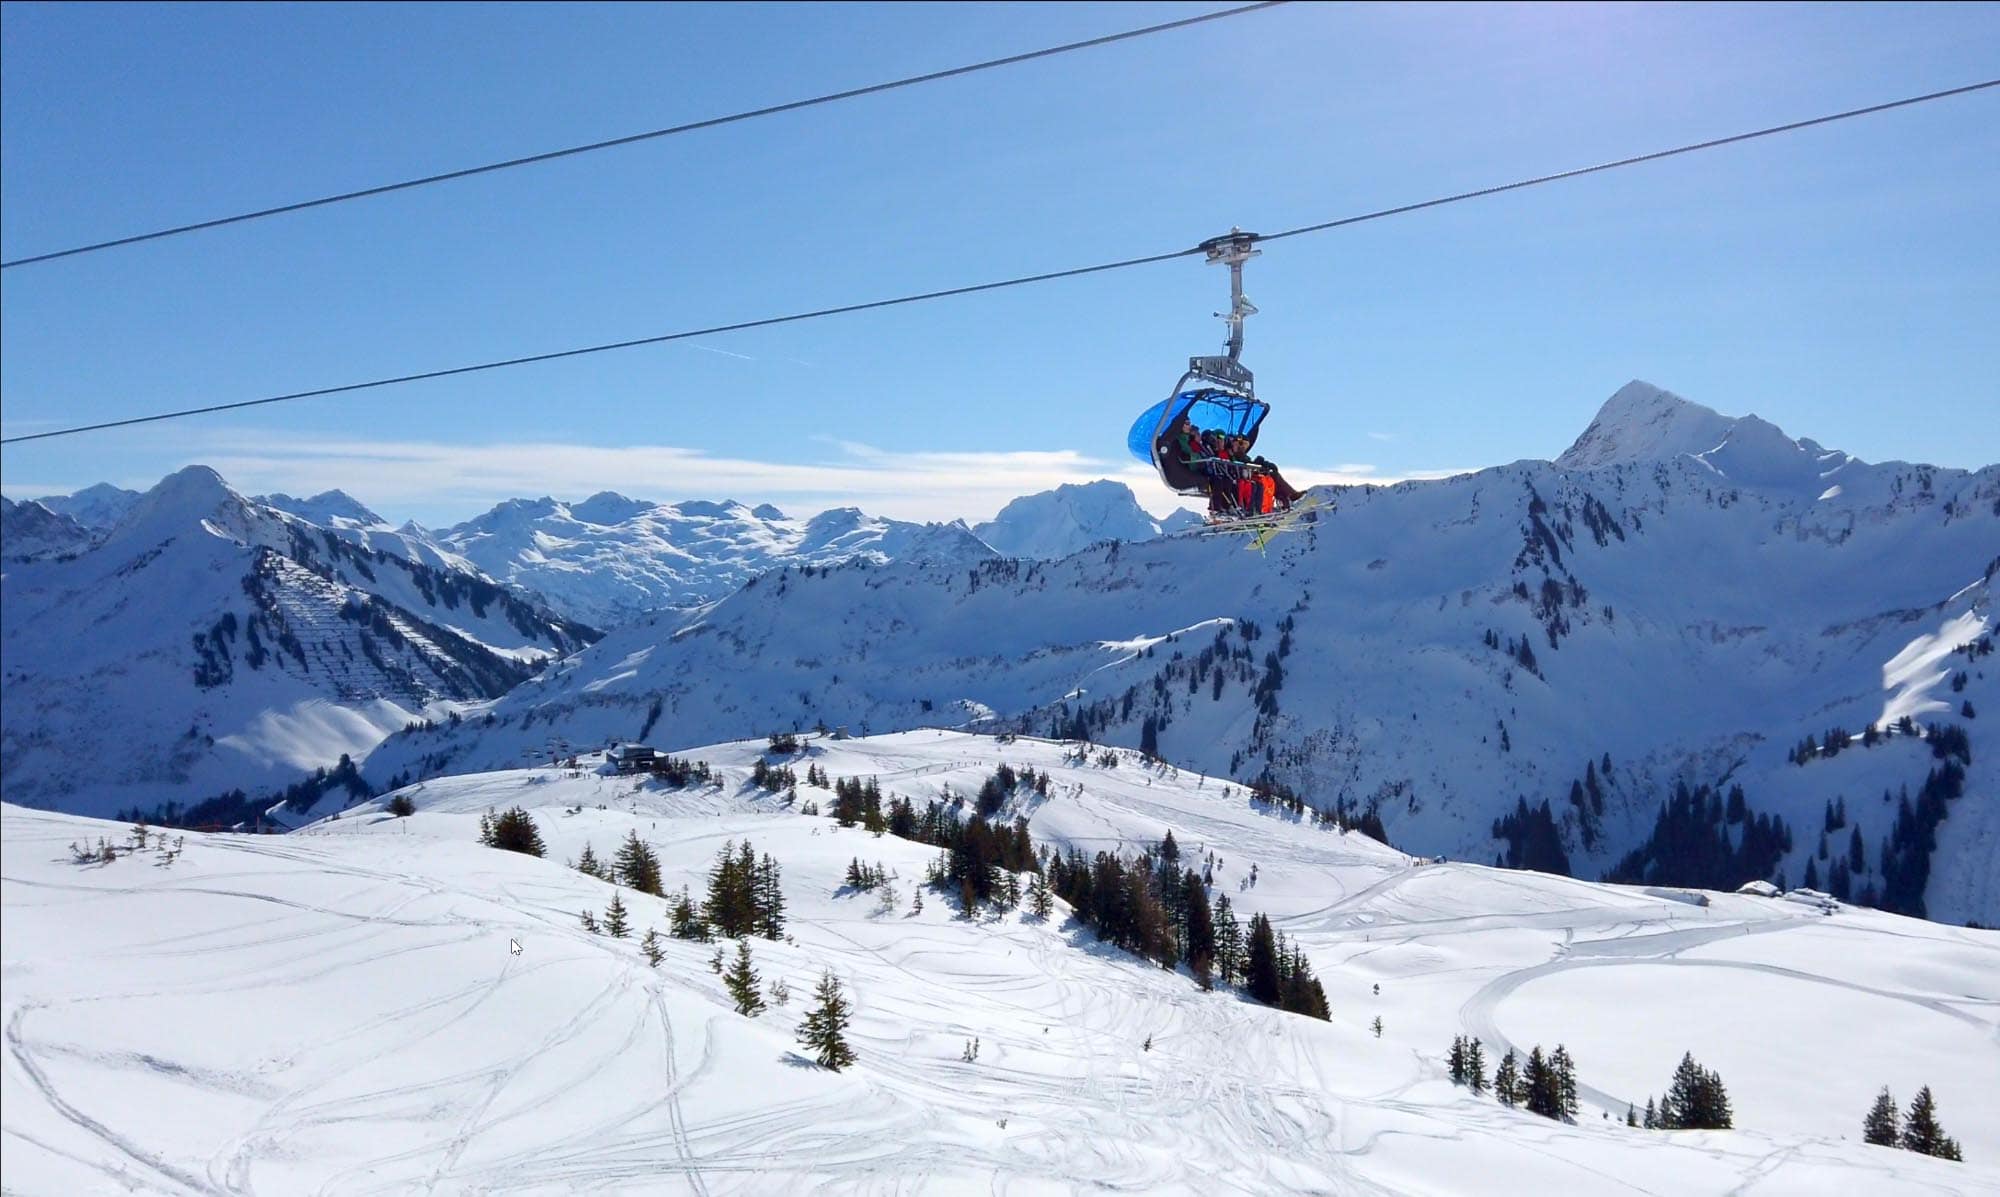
top-left (5, 731), bottom-right (1994, 1193)
top-left (0, 467), bottom-right (596, 820)
top-left (30, 482), bottom-right (142, 530)
top-left (366, 383), bottom-right (2000, 925)
top-left (0, 497), bottom-right (97, 561)
top-left (974, 481), bottom-right (1201, 559)
top-left (425, 493), bottom-right (998, 628)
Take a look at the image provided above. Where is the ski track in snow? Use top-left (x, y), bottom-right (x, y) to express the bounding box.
top-left (5, 731), bottom-right (1997, 1194)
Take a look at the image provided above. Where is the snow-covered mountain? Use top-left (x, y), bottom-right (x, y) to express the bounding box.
top-left (5, 731), bottom-right (1993, 1192)
top-left (0, 496), bottom-right (97, 561)
top-left (420, 493), bottom-right (1000, 628)
top-left (974, 480), bottom-right (1201, 558)
top-left (30, 481), bottom-right (142, 530)
top-left (0, 466), bottom-right (597, 820)
top-left (366, 382), bottom-right (2000, 925)
top-left (254, 487), bottom-right (387, 529)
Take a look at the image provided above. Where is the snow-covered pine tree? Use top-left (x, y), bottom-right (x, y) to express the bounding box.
top-left (604, 891), bottom-right (629, 938)
top-left (1448, 1037), bottom-right (1467, 1084)
top-left (1643, 1097), bottom-right (1658, 1129)
top-left (1863, 1087), bottom-right (1900, 1147)
top-left (1626, 1104), bottom-right (1638, 1127)
top-left (580, 909), bottom-right (600, 934)
top-left (725, 941), bottom-right (765, 1017)
top-left (641, 928), bottom-right (664, 967)
top-left (576, 843), bottom-right (604, 879)
top-left (798, 971), bottom-right (856, 1071)
top-left (1466, 1038), bottom-right (1487, 1093)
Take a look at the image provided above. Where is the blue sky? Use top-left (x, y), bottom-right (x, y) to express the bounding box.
top-left (3, 1), bottom-right (1995, 524)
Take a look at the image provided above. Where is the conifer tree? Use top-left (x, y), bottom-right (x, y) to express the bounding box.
top-left (1449, 1037), bottom-right (1467, 1084)
top-left (1245, 913), bottom-right (1282, 1005)
top-left (478, 810), bottom-right (495, 846)
top-left (1494, 1050), bottom-right (1520, 1108)
top-left (604, 891), bottom-right (629, 938)
top-left (1214, 894), bottom-right (1243, 984)
top-left (1182, 868), bottom-right (1215, 987)
top-left (488, 806), bottom-right (545, 856)
top-left (1660, 1052), bottom-right (1731, 1130)
top-left (1552, 1045), bottom-right (1579, 1118)
top-left (670, 887), bottom-right (709, 940)
top-left (580, 909), bottom-right (600, 934)
top-left (725, 941), bottom-right (765, 1017)
top-left (1901, 1086), bottom-right (1962, 1160)
top-left (1643, 1096), bottom-right (1657, 1129)
top-left (1028, 870), bottom-right (1053, 919)
top-left (641, 928), bottom-right (664, 967)
top-left (615, 830), bottom-right (664, 895)
top-left (798, 971), bottom-right (856, 1071)
top-left (1466, 1038), bottom-right (1487, 1093)
top-left (1525, 1047), bottom-right (1554, 1119)
top-left (1626, 1104), bottom-right (1638, 1127)
top-left (576, 843), bottom-right (604, 879)
top-left (755, 853), bottom-right (786, 938)
top-left (1863, 1087), bottom-right (1900, 1147)
top-left (705, 840), bottom-right (759, 937)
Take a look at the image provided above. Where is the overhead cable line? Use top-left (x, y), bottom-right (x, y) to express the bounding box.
top-left (0, 2), bottom-right (1288, 269)
top-left (4, 77), bottom-right (1994, 447)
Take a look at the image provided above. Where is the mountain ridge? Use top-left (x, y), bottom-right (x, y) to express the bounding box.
top-left (362, 383), bottom-right (2000, 924)
top-left (1, 466), bottom-right (596, 820)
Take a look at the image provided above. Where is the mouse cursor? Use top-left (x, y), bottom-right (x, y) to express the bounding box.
top-left (509, 939), bottom-right (523, 957)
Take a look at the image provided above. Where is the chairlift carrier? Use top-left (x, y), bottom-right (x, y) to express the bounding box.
top-left (1126, 230), bottom-right (1273, 499)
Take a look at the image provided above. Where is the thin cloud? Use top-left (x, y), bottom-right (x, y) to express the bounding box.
top-left (50, 429), bottom-right (1477, 525)
top-left (183, 432), bottom-right (1145, 525)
